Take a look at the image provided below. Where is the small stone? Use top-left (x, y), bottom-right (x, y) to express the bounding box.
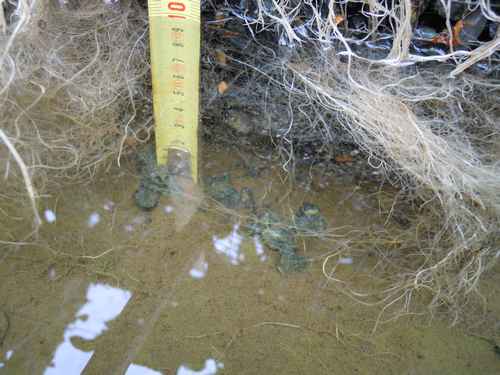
top-left (239, 187), bottom-right (256, 211)
top-left (134, 187), bottom-right (160, 210)
top-left (224, 110), bottom-right (254, 135)
top-left (414, 26), bottom-right (437, 39)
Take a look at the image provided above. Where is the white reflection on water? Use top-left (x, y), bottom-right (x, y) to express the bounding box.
top-left (177, 358), bottom-right (224, 375)
top-left (253, 236), bottom-right (268, 262)
top-left (87, 212), bottom-right (101, 228)
top-left (103, 200), bottom-right (115, 211)
top-left (44, 283), bottom-right (131, 375)
top-left (125, 363), bottom-right (163, 375)
top-left (212, 224), bottom-right (244, 265)
top-left (0, 351), bottom-right (13, 369)
top-left (189, 252), bottom-right (208, 279)
top-left (338, 257), bottom-right (353, 265)
top-left (44, 209), bottom-right (56, 223)
top-left (4, 351), bottom-right (12, 360)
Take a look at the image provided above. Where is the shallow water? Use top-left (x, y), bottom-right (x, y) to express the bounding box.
top-left (1, 147), bottom-right (499, 375)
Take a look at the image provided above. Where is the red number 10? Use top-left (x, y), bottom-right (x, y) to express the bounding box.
top-left (167, 1), bottom-right (186, 19)
top-left (168, 2), bottom-right (185, 11)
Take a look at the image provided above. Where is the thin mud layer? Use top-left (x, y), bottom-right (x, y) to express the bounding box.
top-left (0, 147), bottom-right (500, 375)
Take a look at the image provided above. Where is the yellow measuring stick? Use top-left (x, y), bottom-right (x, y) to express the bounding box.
top-left (148, 0), bottom-right (200, 182)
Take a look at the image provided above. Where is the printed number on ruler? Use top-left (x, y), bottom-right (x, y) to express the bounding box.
top-left (170, 56), bottom-right (186, 129)
top-left (167, 2), bottom-right (186, 19)
top-left (148, 0), bottom-right (200, 22)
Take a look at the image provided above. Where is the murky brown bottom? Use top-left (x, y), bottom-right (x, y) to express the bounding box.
top-left (1, 147), bottom-right (499, 375)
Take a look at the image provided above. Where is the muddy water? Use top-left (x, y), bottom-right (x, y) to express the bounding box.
top-left (0, 148), bottom-right (499, 375)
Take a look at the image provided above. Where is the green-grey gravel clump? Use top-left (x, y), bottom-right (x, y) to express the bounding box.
top-left (204, 173), bottom-right (256, 212)
top-left (134, 145), bottom-right (172, 209)
top-left (278, 252), bottom-right (308, 273)
top-left (204, 173), bottom-right (241, 209)
top-left (247, 210), bottom-right (309, 273)
top-left (133, 148), bottom-right (319, 273)
top-left (249, 211), bottom-right (296, 253)
top-left (294, 202), bottom-right (327, 233)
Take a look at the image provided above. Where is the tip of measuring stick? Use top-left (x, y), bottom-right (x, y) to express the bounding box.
top-left (166, 148), bottom-right (203, 231)
top-left (166, 148), bottom-right (195, 180)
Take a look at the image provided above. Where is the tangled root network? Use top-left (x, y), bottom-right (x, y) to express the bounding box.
top-left (1, 0), bottom-right (500, 322)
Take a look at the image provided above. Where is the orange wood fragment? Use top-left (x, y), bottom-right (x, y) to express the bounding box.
top-left (335, 154), bottom-right (353, 163)
top-left (217, 81), bottom-right (229, 95)
top-left (215, 50), bottom-right (227, 66)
